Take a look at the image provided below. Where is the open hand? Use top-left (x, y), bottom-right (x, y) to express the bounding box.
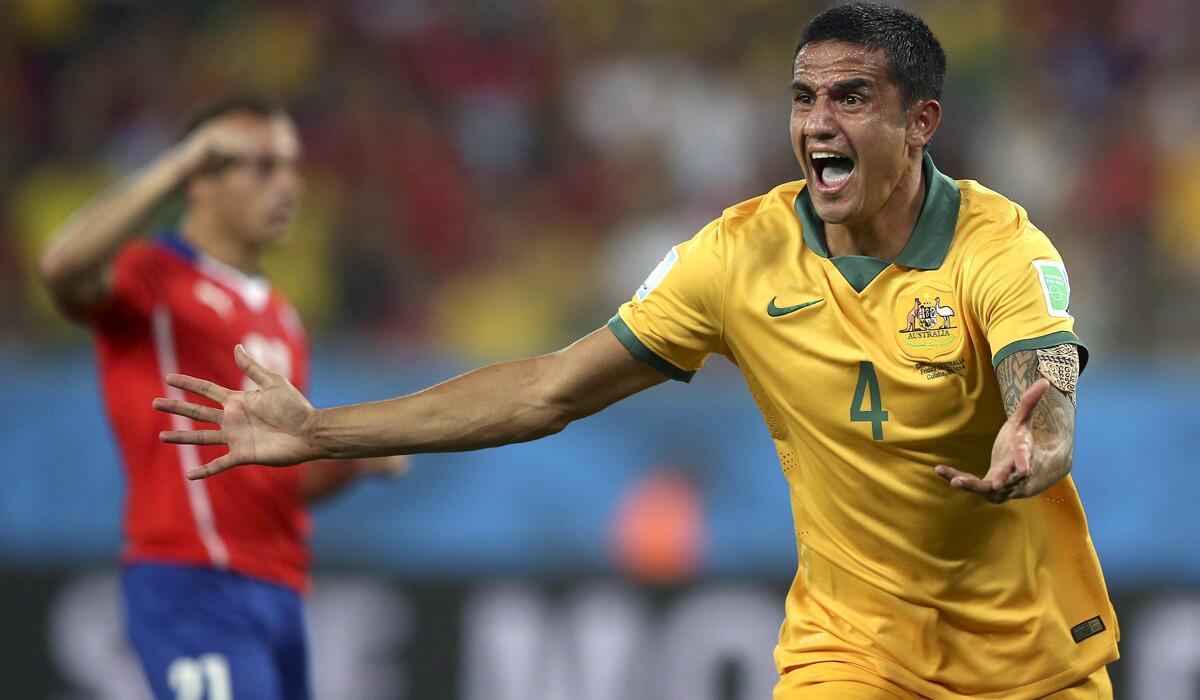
top-left (153, 345), bottom-right (320, 479)
top-left (934, 378), bottom-right (1049, 504)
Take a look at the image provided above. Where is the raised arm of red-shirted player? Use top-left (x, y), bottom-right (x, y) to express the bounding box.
top-left (153, 329), bottom-right (667, 479)
top-left (935, 345), bottom-right (1079, 504)
top-left (38, 120), bottom-right (267, 317)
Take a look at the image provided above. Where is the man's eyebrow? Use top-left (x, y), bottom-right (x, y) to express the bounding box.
top-left (790, 78), bottom-right (874, 93)
top-left (831, 78), bottom-right (873, 93)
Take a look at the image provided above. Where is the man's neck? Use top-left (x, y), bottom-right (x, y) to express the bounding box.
top-left (180, 213), bottom-right (261, 276)
top-left (824, 158), bottom-right (925, 260)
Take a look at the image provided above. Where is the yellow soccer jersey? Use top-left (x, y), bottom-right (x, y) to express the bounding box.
top-left (610, 154), bottom-right (1118, 698)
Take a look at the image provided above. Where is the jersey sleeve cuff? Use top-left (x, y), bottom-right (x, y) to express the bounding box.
top-left (607, 314), bottom-right (696, 383)
top-left (991, 330), bottom-right (1089, 372)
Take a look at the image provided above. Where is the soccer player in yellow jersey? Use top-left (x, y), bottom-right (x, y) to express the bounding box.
top-left (152, 4), bottom-right (1117, 697)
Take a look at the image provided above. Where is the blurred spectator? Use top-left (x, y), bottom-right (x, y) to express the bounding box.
top-left (2, 0), bottom-right (1197, 363)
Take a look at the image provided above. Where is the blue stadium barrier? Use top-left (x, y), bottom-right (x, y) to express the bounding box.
top-left (0, 350), bottom-right (1192, 588)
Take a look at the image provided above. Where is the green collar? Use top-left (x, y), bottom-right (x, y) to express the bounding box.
top-left (793, 151), bottom-right (960, 270)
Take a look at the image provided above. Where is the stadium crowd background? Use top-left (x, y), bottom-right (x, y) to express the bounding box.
top-left (2, 0), bottom-right (1199, 360)
top-left (1, 1), bottom-right (1199, 698)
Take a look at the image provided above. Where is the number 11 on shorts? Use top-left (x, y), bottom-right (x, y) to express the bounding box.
top-left (851, 361), bottom-right (889, 440)
top-left (168, 654), bottom-right (231, 700)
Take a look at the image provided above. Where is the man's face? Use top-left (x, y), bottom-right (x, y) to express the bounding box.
top-left (198, 113), bottom-right (302, 248)
top-left (790, 41), bottom-right (914, 226)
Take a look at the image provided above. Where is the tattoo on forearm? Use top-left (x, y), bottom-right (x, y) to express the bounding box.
top-left (1031, 388), bottom-right (1073, 449)
top-left (1036, 344), bottom-right (1079, 405)
top-left (996, 348), bottom-right (1039, 415)
top-left (995, 346), bottom-right (1078, 493)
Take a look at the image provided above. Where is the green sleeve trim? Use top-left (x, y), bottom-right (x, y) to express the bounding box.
top-left (607, 314), bottom-right (696, 383)
top-left (992, 330), bottom-right (1089, 372)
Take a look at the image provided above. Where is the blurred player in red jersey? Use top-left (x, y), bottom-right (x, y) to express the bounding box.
top-left (40, 98), bottom-right (404, 700)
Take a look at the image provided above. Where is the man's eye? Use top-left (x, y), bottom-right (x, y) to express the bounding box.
top-left (794, 94), bottom-right (813, 105)
top-left (844, 95), bottom-right (862, 106)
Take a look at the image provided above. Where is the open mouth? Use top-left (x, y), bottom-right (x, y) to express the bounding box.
top-left (810, 152), bottom-right (855, 193)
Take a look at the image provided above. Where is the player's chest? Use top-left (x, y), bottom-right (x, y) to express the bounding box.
top-left (162, 272), bottom-right (306, 384)
top-left (725, 261), bottom-right (987, 441)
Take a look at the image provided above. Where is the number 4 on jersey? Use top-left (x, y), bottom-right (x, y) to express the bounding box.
top-left (851, 361), bottom-right (889, 440)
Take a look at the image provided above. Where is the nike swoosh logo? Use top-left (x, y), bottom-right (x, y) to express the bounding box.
top-left (767, 297), bottom-right (824, 317)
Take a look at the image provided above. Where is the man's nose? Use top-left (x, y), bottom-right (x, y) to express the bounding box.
top-left (803, 95), bottom-right (838, 140)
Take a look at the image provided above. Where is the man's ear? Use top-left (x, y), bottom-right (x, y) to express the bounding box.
top-left (907, 99), bottom-right (942, 149)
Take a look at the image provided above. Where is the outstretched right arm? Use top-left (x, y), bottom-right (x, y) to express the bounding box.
top-left (154, 328), bottom-right (667, 479)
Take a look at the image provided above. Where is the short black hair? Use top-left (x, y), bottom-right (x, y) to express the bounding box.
top-left (794, 3), bottom-right (945, 109)
top-left (178, 95), bottom-right (282, 141)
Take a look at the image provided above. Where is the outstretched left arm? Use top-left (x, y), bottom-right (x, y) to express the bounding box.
top-left (935, 345), bottom-right (1079, 504)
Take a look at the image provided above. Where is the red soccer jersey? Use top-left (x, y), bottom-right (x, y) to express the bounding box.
top-left (91, 233), bottom-right (312, 591)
